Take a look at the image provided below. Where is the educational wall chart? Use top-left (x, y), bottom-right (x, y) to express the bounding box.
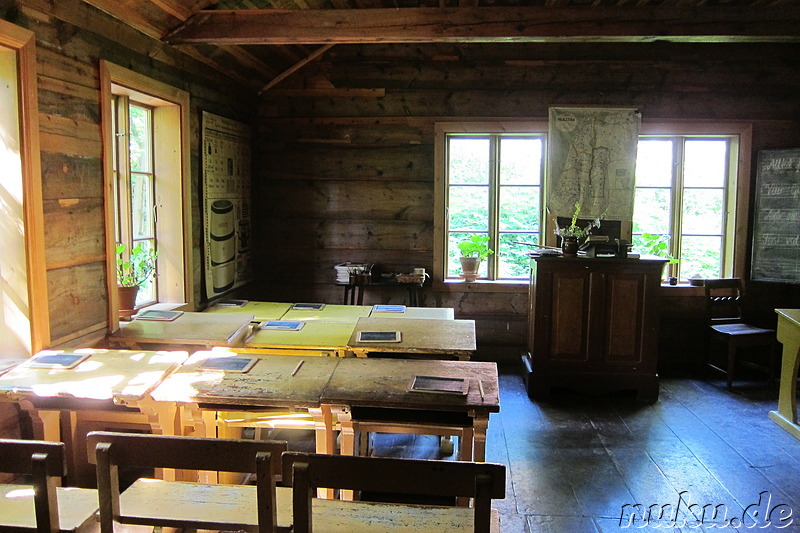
top-left (202, 111), bottom-right (252, 298)
top-left (547, 107), bottom-right (641, 221)
top-left (751, 149), bottom-right (800, 284)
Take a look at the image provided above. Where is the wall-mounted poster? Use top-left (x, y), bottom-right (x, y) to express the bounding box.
top-left (547, 107), bottom-right (641, 221)
top-left (202, 111), bottom-right (252, 298)
top-left (751, 149), bottom-right (800, 284)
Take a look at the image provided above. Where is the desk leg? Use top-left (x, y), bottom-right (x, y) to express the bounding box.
top-left (769, 330), bottom-right (800, 439)
top-left (309, 406), bottom-right (335, 499)
top-left (182, 404), bottom-right (219, 483)
top-left (330, 406), bottom-right (355, 501)
top-left (18, 401), bottom-right (60, 442)
top-left (472, 415), bottom-right (489, 463)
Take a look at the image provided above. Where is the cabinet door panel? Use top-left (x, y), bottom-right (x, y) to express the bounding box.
top-left (604, 274), bottom-right (645, 364)
top-left (550, 272), bottom-right (589, 361)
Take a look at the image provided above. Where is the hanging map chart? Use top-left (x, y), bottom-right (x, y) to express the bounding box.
top-left (202, 111), bottom-right (253, 298)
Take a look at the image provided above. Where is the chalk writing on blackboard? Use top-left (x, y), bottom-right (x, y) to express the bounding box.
top-left (751, 149), bottom-right (800, 284)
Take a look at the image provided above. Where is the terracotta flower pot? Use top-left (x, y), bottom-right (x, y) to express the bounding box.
top-left (459, 256), bottom-right (482, 282)
top-left (118, 285), bottom-right (139, 318)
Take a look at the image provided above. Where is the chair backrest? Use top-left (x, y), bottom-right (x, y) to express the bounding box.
top-left (282, 452), bottom-right (506, 533)
top-left (0, 439), bottom-right (66, 532)
top-left (87, 431), bottom-right (287, 533)
top-left (704, 278), bottom-right (746, 325)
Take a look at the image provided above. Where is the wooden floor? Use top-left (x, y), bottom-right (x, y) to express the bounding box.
top-left (484, 367), bottom-right (800, 533)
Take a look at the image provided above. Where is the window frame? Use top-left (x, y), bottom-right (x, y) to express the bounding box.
top-left (434, 119), bottom-right (752, 290)
top-left (100, 61), bottom-right (193, 330)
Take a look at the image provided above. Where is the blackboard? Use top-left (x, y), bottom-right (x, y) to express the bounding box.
top-left (751, 149), bottom-right (800, 284)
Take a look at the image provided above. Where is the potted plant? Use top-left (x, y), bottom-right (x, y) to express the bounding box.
top-left (457, 235), bottom-right (494, 282)
top-left (554, 203), bottom-right (601, 257)
top-left (116, 242), bottom-right (158, 317)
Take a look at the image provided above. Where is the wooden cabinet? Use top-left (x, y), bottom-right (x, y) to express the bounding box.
top-left (522, 256), bottom-right (666, 403)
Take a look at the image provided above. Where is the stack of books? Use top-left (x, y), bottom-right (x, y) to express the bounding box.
top-left (334, 262), bottom-right (370, 283)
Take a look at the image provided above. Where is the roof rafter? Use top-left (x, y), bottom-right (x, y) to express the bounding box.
top-left (164, 6), bottom-right (800, 45)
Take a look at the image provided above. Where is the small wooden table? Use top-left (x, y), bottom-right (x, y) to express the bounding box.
top-left (0, 348), bottom-right (187, 486)
top-left (369, 306), bottom-right (455, 320)
top-left (348, 317), bottom-right (475, 360)
top-left (244, 320), bottom-right (356, 357)
top-left (769, 308), bottom-right (800, 439)
top-left (280, 304), bottom-right (372, 323)
top-left (204, 301), bottom-right (291, 321)
top-left (109, 311), bottom-right (254, 350)
top-left (321, 357), bottom-right (499, 464)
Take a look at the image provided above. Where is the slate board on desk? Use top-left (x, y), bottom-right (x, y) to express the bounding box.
top-left (751, 149), bottom-right (800, 284)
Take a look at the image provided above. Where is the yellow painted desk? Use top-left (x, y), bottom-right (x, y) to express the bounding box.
top-left (769, 308), bottom-right (800, 439)
top-left (321, 357), bottom-right (499, 464)
top-left (348, 317), bottom-right (475, 360)
top-left (204, 300), bottom-right (291, 321)
top-left (244, 320), bottom-right (356, 357)
top-left (0, 348), bottom-right (187, 486)
top-left (109, 311), bottom-right (254, 350)
top-left (280, 303), bottom-right (372, 323)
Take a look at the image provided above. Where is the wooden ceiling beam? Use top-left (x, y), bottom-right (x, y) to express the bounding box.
top-left (164, 7), bottom-right (800, 45)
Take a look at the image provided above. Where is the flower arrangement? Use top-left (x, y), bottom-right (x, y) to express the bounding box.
top-left (554, 203), bottom-right (601, 241)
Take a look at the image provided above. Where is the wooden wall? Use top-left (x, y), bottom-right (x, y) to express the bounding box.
top-left (255, 41), bottom-right (800, 361)
top-left (4, 0), bottom-right (256, 348)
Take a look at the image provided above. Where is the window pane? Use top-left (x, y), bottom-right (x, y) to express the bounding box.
top-left (129, 105), bottom-right (151, 173)
top-left (500, 138), bottom-right (542, 185)
top-left (447, 232), bottom-right (488, 278)
top-left (499, 186), bottom-right (540, 232)
top-left (632, 188), bottom-right (671, 234)
top-left (133, 239), bottom-right (157, 305)
top-left (499, 233), bottom-right (536, 278)
top-left (680, 236), bottom-right (722, 280)
top-left (684, 140), bottom-right (726, 188)
top-left (449, 138), bottom-right (489, 185)
top-left (448, 185), bottom-right (488, 231)
top-left (635, 140), bottom-right (673, 187)
top-left (131, 173), bottom-right (154, 240)
top-left (682, 189), bottom-right (723, 235)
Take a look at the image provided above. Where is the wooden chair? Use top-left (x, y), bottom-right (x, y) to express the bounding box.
top-left (704, 278), bottom-right (777, 390)
top-left (0, 438), bottom-right (98, 533)
top-left (86, 431), bottom-right (288, 533)
top-left (282, 452), bottom-right (506, 533)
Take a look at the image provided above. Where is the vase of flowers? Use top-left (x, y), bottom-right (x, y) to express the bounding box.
top-left (116, 242), bottom-right (158, 317)
top-left (555, 203), bottom-right (601, 257)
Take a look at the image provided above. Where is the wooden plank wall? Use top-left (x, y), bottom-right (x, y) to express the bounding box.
top-left (5, 0), bottom-right (256, 348)
top-left (255, 41), bottom-right (800, 361)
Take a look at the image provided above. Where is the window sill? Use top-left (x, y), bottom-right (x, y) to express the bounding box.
top-left (434, 279), bottom-right (529, 293)
top-left (658, 283), bottom-right (705, 296)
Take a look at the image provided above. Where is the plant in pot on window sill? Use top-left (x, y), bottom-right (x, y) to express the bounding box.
top-left (457, 235), bottom-right (494, 282)
top-left (554, 203), bottom-right (601, 257)
top-left (116, 243), bottom-right (158, 319)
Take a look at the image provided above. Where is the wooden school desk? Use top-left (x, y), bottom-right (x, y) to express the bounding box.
top-left (321, 357), bottom-right (499, 463)
top-left (204, 300), bottom-right (291, 321)
top-left (280, 303), bottom-right (372, 323)
top-left (109, 311), bottom-right (254, 350)
top-left (368, 305), bottom-right (456, 320)
top-left (244, 320), bottom-right (356, 357)
top-left (149, 351), bottom-right (340, 486)
top-left (0, 348), bottom-right (187, 486)
top-left (348, 317), bottom-right (476, 360)
top-left (769, 308), bottom-right (800, 439)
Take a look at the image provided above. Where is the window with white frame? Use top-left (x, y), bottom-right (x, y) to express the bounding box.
top-left (633, 135), bottom-right (737, 281)
top-left (437, 122), bottom-right (745, 284)
top-left (445, 134), bottom-right (545, 280)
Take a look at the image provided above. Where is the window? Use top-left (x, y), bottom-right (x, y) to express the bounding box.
top-left (438, 123), bottom-right (546, 281)
top-left (436, 121), bottom-right (749, 285)
top-left (101, 61), bottom-right (192, 327)
top-left (113, 98), bottom-right (158, 305)
top-left (633, 135), bottom-right (738, 281)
